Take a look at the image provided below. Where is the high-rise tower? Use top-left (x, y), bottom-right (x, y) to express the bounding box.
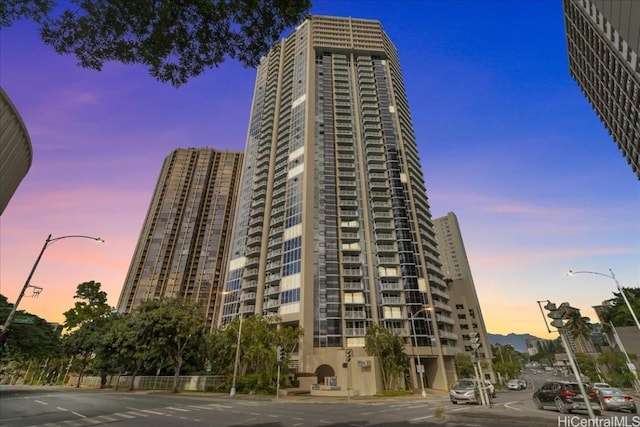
top-left (219, 16), bottom-right (456, 391)
top-left (562, 0), bottom-right (640, 179)
top-left (117, 148), bottom-right (243, 330)
top-left (433, 212), bottom-right (494, 382)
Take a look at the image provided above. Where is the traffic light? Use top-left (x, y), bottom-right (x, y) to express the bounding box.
top-left (544, 301), bottom-right (569, 329)
top-left (345, 349), bottom-right (353, 364)
top-left (276, 345), bottom-right (285, 362)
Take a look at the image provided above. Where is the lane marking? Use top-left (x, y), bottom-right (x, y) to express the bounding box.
top-left (139, 409), bottom-right (166, 415)
top-left (208, 403), bottom-right (232, 409)
top-left (114, 412), bottom-right (136, 419)
top-left (71, 412), bottom-right (86, 418)
top-left (34, 400), bottom-right (48, 405)
top-left (410, 415), bottom-right (434, 421)
top-left (166, 406), bottom-right (190, 412)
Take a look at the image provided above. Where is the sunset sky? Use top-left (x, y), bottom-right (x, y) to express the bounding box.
top-left (1, 0), bottom-right (638, 338)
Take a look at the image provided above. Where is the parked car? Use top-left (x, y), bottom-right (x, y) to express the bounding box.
top-left (450, 379), bottom-right (480, 404)
top-left (594, 387), bottom-right (637, 413)
top-left (533, 381), bottom-right (601, 415)
top-left (507, 379), bottom-right (525, 390)
top-left (592, 382), bottom-right (611, 390)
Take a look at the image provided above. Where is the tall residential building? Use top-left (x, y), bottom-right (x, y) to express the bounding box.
top-left (117, 148), bottom-right (243, 329)
top-left (433, 212), bottom-right (494, 381)
top-left (219, 15), bottom-right (457, 392)
top-left (558, 304), bottom-right (598, 354)
top-left (562, 0), bottom-right (640, 179)
top-left (0, 87), bottom-right (32, 215)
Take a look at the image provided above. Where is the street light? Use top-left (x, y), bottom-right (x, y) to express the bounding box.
top-left (410, 306), bottom-right (432, 398)
top-left (567, 269), bottom-right (640, 332)
top-left (229, 312), bottom-right (243, 397)
top-left (0, 233), bottom-right (103, 345)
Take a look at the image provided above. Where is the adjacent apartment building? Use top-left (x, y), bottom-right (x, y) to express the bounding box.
top-left (562, 0), bottom-right (640, 178)
top-left (218, 15), bottom-right (457, 392)
top-left (433, 212), bottom-right (495, 382)
top-left (0, 87), bottom-right (32, 215)
top-left (116, 148), bottom-right (243, 329)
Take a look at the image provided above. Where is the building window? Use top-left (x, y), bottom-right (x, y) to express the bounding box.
top-left (281, 288), bottom-right (300, 304)
top-left (282, 236), bottom-right (302, 276)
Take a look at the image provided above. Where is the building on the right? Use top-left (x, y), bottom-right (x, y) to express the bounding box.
top-left (562, 0), bottom-right (640, 179)
top-left (433, 212), bottom-right (495, 382)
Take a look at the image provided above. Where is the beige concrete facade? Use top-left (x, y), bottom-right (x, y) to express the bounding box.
top-left (0, 87), bottom-right (32, 215)
top-left (433, 212), bottom-right (495, 382)
top-left (219, 15), bottom-right (457, 394)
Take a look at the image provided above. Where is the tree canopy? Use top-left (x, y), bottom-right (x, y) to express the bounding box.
top-left (62, 281), bottom-right (112, 329)
top-left (2, 0), bottom-right (312, 86)
top-left (601, 288), bottom-right (640, 328)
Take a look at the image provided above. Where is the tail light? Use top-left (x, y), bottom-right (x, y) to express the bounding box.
top-left (624, 396), bottom-right (633, 401)
top-left (603, 396), bottom-right (612, 400)
top-left (561, 389), bottom-right (576, 397)
top-left (589, 391), bottom-right (597, 398)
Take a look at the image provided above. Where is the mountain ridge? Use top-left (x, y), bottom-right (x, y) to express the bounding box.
top-left (487, 332), bottom-right (545, 352)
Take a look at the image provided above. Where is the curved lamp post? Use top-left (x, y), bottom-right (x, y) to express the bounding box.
top-left (567, 269), bottom-right (640, 332)
top-left (410, 306), bottom-right (433, 398)
top-left (1, 234), bottom-right (104, 341)
top-left (229, 312), bottom-right (243, 397)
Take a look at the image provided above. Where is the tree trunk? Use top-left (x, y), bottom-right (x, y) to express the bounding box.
top-left (76, 354), bottom-right (89, 388)
top-left (172, 357), bottom-right (183, 393)
top-left (129, 366), bottom-right (139, 391)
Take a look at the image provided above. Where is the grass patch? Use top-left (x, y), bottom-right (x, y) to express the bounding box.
top-left (433, 406), bottom-right (445, 419)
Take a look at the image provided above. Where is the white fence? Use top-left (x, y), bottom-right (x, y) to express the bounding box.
top-left (77, 375), bottom-right (227, 391)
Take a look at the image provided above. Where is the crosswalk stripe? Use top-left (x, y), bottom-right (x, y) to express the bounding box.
top-left (114, 412), bottom-right (136, 419)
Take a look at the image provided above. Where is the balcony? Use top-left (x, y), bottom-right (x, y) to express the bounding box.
top-left (380, 282), bottom-right (401, 291)
top-left (343, 281), bottom-right (363, 290)
top-left (241, 292), bottom-right (256, 302)
top-left (342, 268), bottom-right (362, 277)
top-left (381, 296), bottom-right (402, 305)
top-left (345, 327), bottom-right (366, 336)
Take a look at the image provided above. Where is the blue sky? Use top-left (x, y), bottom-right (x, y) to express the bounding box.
top-left (1, 0), bottom-right (638, 337)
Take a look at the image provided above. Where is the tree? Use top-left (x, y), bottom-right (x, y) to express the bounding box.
top-left (601, 288), bottom-right (640, 328)
top-left (3, 0), bottom-right (312, 87)
top-left (0, 294), bottom-right (62, 362)
top-left (564, 309), bottom-right (593, 346)
top-left (598, 350), bottom-right (638, 387)
top-left (454, 353), bottom-right (475, 378)
top-left (133, 298), bottom-right (208, 393)
top-left (0, 0), bottom-right (53, 27)
top-left (61, 281), bottom-right (114, 387)
top-left (62, 281), bottom-right (112, 330)
top-left (364, 324), bottom-right (408, 391)
top-left (491, 344), bottom-right (523, 380)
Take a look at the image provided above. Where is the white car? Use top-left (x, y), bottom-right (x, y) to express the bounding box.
top-left (507, 379), bottom-right (526, 390)
top-left (592, 382), bottom-right (611, 389)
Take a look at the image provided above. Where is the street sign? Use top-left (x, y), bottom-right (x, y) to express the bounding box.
top-left (13, 315), bottom-right (35, 324)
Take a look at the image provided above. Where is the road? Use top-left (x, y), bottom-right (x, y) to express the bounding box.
top-left (1, 384), bottom-right (638, 427)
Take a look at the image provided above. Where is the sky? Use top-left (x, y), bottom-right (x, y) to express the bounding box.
top-left (1, 0), bottom-right (638, 339)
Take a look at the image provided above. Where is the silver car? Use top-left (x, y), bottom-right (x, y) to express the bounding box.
top-left (450, 379), bottom-right (479, 404)
top-left (595, 387), bottom-right (637, 413)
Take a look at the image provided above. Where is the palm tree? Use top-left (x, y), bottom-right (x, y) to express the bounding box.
top-left (364, 324), bottom-right (408, 391)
